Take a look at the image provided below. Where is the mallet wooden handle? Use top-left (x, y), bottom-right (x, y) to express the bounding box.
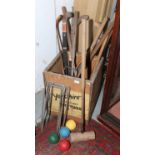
top-left (81, 18), bottom-right (87, 133)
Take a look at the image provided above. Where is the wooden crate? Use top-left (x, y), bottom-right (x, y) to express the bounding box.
top-left (43, 53), bottom-right (104, 122)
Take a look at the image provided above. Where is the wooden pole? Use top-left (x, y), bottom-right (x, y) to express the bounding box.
top-left (81, 18), bottom-right (87, 132)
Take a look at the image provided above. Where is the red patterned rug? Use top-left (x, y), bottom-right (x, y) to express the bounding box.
top-left (35, 119), bottom-right (120, 155)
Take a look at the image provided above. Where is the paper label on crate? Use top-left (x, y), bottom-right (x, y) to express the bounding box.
top-left (50, 87), bottom-right (90, 120)
top-left (74, 80), bottom-right (80, 84)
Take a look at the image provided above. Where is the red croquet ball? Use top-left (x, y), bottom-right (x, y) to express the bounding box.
top-left (58, 139), bottom-right (71, 152)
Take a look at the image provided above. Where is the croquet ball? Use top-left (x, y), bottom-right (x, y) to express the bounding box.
top-left (66, 119), bottom-right (76, 131)
top-left (58, 139), bottom-right (71, 152)
top-left (59, 127), bottom-right (70, 138)
top-left (48, 132), bottom-right (59, 144)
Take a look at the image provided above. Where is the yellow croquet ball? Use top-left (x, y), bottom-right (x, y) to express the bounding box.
top-left (66, 119), bottom-right (76, 131)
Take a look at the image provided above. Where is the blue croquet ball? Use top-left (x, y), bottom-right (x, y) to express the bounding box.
top-left (59, 127), bottom-right (70, 138)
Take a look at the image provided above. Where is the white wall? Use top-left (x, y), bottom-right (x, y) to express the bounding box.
top-left (55, 0), bottom-right (74, 16)
top-left (35, 0), bottom-right (57, 92)
top-left (35, 0), bottom-right (73, 92)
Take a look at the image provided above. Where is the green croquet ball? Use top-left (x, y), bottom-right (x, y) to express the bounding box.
top-left (48, 132), bottom-right (59, 144)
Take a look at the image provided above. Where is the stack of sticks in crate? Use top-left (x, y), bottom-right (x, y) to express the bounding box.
top-left (56, 0), bottom-right (115, 79)
top-left (54, 0), bottom-right (115, 135)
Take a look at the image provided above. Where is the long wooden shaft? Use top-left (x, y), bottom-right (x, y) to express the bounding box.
top-left (90, 17), bottom-right (109, 52)
top-left (91, 31), bottom-right (112, 77)
top-left (90, 20), bottom-right (114, 61)
top-left (97, 31), bottom-right (112, 62)
top-left (81, 18), bottom-right (87, 133)
top-left (71, 11), bottom-right (79, 76)
top-left (90, 14), bottom-right (115, 60)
